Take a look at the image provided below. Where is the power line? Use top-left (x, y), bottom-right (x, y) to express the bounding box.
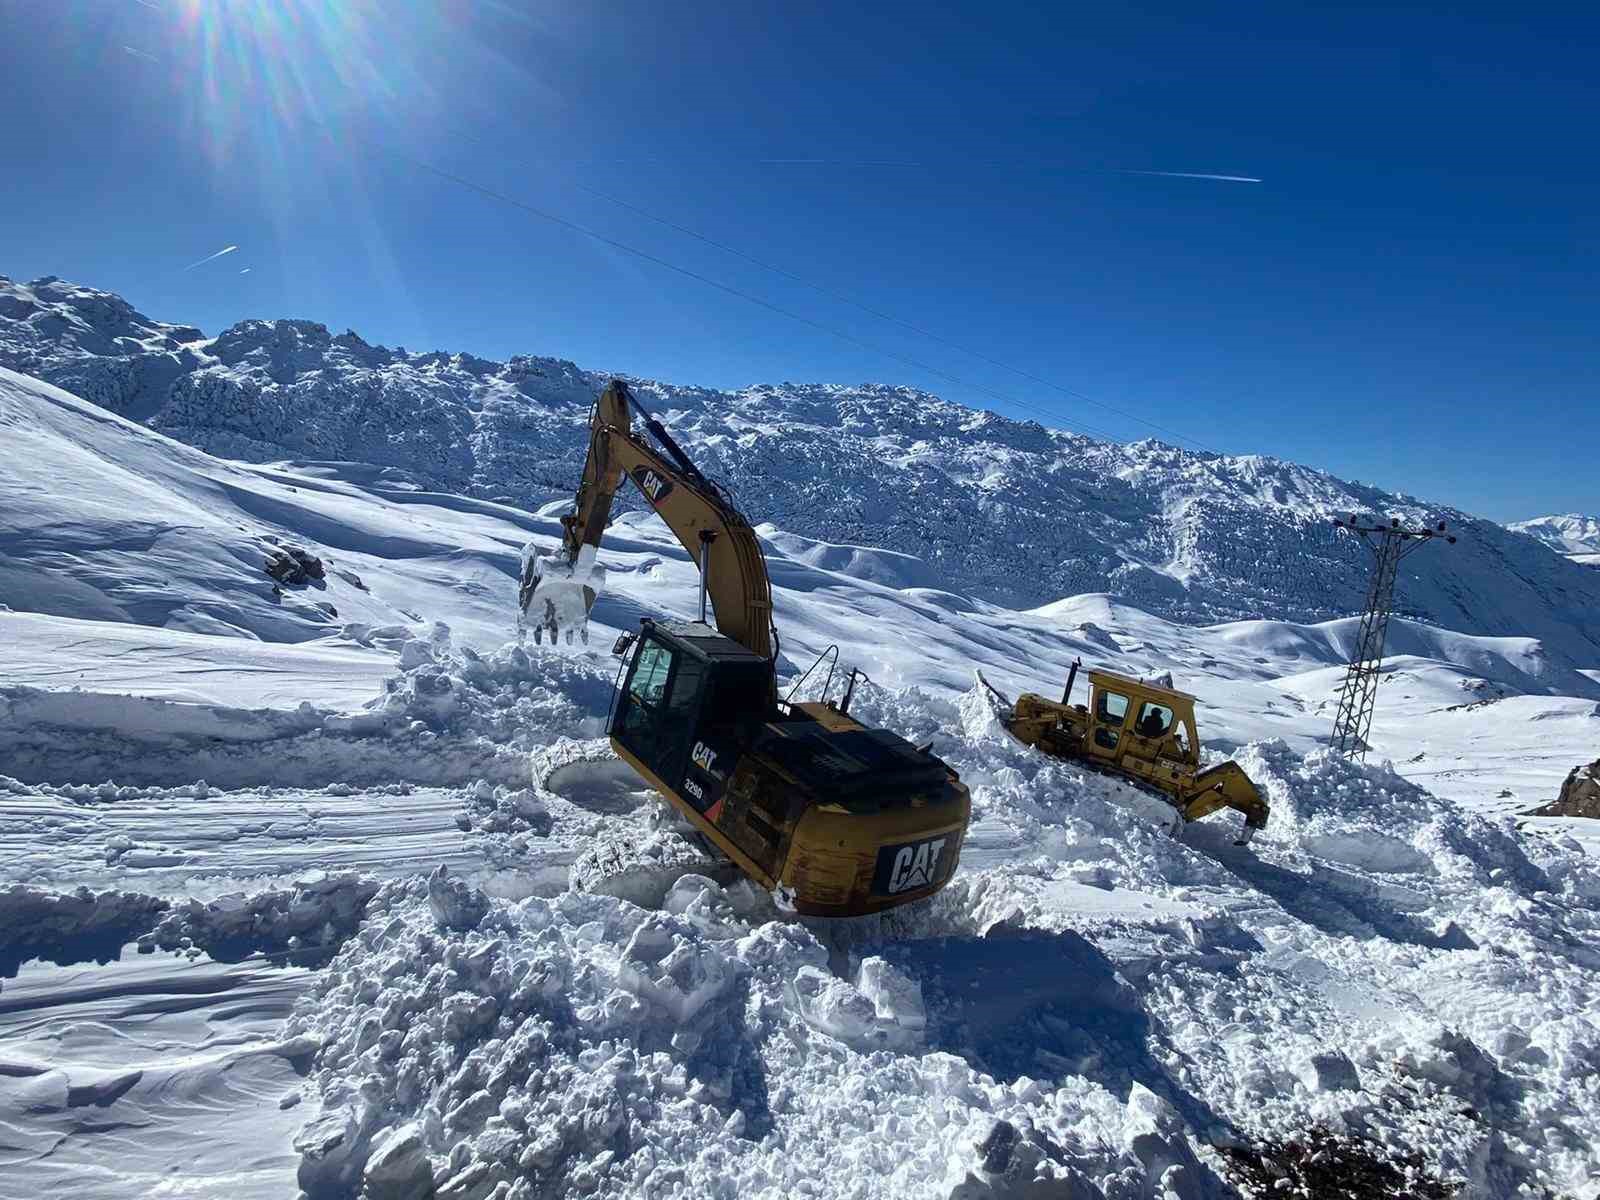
top-left (1328, 515), bottom-right (1457, 759)
top-left (464, 133), bottom-right (1220, 453)
top-left (357, 137), bottom-right (1141, 445)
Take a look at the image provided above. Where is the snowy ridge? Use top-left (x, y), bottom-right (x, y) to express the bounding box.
top-left (1509, 513), bottom-right (1600, 556)
top-left (5, 273), bottom-right (1600, 660)
top-left (1510, 514), bottom-right (1600, 572)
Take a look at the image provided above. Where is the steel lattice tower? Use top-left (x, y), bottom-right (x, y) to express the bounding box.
top-left (1329, 516), bottom-right (1456, 758)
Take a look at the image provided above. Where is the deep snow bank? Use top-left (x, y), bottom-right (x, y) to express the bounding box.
top-left (0, 869), bottom-right (380, 986)
top-left (0, 637), bottom-right (614, 788)
top-left (274, 677), bottom-right (1600, 1199)
top-left (286, 876), bottom-right (1212, 1200)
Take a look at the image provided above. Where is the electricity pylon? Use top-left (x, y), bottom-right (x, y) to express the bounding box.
top-left (1329, 516), bottom-right (1456, 758)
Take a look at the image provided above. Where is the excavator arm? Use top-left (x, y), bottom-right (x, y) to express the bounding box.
top-left (520, 379), bottom-right (775, 660)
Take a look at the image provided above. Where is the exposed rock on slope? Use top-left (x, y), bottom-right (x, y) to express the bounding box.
top-left (1529, 760), bottom-right (1600, 818)
top-left (5, 273), bottom-right (1600, 658)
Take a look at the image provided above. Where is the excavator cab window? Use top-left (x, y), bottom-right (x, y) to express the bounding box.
top-left (1092, 689), bottom-right (1131, 751)
top-left (629, 643), bottom-right (672, 706)
top-left (614, 636), bottom-right (706, 793)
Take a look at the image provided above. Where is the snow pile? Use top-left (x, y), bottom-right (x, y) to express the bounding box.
top-left (0, 882), bottom-right (168, 977)
top-left (0, 636), bottom-right (615, 789)
top-left (283, 875), bottom-right (1218, 1200)
top-left (0, 870), bottom-right (379, 982)
top-left (140, 870), bottom-right (381, 962)
top-left (344, 633), bottom-right (615, 754)
top-left (833, 683), bottom-right (1600, 1195)
top-left (273, 673), bottom-right (1600, 1198)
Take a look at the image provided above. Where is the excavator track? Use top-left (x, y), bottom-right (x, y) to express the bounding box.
top-left (535, 739), bottom-right (740, 908)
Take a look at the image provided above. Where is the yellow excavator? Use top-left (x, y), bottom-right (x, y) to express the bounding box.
top-left (520, 380), bottom-right (970, 917)
top-left (979, 662), bottom-right (1269, 844)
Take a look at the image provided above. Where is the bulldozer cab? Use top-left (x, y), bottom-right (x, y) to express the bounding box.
top-left (1083, 671), bottom-right (1198, 769)
top-left (610, 621), bottom-right (774, 818)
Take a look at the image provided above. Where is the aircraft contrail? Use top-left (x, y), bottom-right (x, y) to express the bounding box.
top-left (122, 45), bottom-right (159, 62)
top-left (1119, 169), bottom-right (1261, 183)
top-left (239, 267), bottom-right (252, 275)
top-left (183, 245), bottom-right (238, 271)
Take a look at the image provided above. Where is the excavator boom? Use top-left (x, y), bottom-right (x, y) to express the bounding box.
top-left (520, 380), bottom-right (773, 659)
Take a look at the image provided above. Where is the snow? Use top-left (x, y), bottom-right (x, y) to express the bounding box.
top-left (2, 292), bottom-right (1600, 1197)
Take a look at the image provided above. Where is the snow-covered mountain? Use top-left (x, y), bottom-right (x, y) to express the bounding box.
top-left (5, 273), bottom-right (1599, 662)
top-left (1509, 513), bottom-right (1600, 555)
top-left (1509, 513), bottom-right (1600, 572)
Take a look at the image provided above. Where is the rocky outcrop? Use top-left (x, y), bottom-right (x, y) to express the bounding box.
top-left (1529, 760), bottom-right (1600, 818)
top-left (264, 544), bottom-right (325, 586)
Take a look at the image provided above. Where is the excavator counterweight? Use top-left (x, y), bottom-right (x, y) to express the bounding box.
top-left (522, 381), bottom-right (970, 917)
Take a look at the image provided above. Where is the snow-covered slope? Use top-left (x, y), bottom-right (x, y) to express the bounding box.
top-left (5, 273), bottom-right (1600, 662)
top-left (4, 363), bottom-right (1596, 805)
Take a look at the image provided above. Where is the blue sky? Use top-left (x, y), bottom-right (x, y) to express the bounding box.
top-left (2, 2), bottom-right (1595, 522)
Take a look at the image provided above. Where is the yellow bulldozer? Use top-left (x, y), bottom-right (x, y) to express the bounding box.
top-left (979, 661), bottom-right (1268, 844)
top-left (520, 380), bottom-right (970, 917)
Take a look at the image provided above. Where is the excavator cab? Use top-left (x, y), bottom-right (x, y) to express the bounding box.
top-left (610, 620), bottom-right (773, 820)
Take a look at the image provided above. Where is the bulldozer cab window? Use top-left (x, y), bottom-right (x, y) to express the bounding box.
top-left (1092, 688), bottom-right (1131, 752)
top-left (1095, 690), bottom-right (1131, 726)
top-left (1135, 702), bottom-right (1175, 739)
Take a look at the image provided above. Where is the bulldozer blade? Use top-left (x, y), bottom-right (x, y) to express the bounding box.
top-left (973, 669), bottom-right (1016, 717)
top-left (518, 542), bottom-right (605, 645)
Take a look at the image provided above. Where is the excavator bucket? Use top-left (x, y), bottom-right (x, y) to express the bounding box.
top-left (518, 541), bottom-right (606, 645)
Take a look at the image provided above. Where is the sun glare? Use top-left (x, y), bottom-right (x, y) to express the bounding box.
top-left (171, 1), bottom-right (427, 165)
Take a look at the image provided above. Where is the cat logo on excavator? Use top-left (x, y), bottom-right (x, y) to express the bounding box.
top-left (881, 835), bottom-right (949, 894)
top-left (690, 741), bottom-right (719, 775)
top-left (631, 465), bottom-right (673, 506)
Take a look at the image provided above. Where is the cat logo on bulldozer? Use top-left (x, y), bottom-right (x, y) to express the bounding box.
top-left (632, 466), bottom-right (673, 506)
